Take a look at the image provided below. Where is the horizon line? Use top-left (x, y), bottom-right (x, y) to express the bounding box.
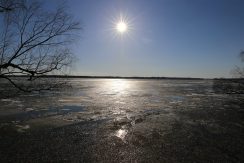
top-left (5, 75), bottom-right (244, 80)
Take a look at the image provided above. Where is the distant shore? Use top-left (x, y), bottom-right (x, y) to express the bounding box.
top-left (1, 75), bottom-right (208, 80)
top-left (3, 75), bottom-right (244, 80)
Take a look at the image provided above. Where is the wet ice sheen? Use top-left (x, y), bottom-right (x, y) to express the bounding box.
top-left (0, 79), bottom-right (215, 129)
top-left (115, 129), bottom-right (128, 140)
top-left (0, 79), bottom-right (243, 162)
top-left (16, 124), bottom-right (30, 132)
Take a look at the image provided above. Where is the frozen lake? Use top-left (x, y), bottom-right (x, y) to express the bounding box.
top-left (0, 79), bottom-right (244, 162)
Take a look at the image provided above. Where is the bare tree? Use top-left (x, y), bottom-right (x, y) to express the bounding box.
top-left (231, 51), bottom-right (244, 78)
top-left (0, 0), bottom-right (24, 13)
top-left (0, 0), bottom-right (80, 91)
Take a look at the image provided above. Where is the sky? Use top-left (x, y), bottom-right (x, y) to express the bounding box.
top-left (52, 0), bottom-right (244, 78)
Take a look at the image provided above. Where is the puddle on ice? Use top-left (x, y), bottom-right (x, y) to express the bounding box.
top-left (61, 108), bottom-right (71, 111)
top-left (29, 105), bottom-right (86, 119)
top-left (58, 99), bottom-right (74, 102)
top-left (16, 124), bottom-right (30, 132)
top-left (115, 129), bottom-right (128, 140)
top-left (1, 99), bottom-right (12, 102)
top-left (167, 95), bottom-right (184, 103)
top-left (1, 99), bottom-right (22, 103)
top-left (25, 108), bottom-right (34, 111)
top-left (3, 105), bottom-right (86, 122)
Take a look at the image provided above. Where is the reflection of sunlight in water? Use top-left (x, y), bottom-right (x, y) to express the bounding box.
top-left (106, 79), bottom-right (130, 93)
top-left (104, 79), bottom-right (131, 141)
top-left (16, 124), bottom-right (30, 132)
top-left (115, 129), bottom-right (128, 140)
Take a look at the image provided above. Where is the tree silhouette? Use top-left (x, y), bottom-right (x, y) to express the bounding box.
top-left (0, 0), bottom-right (18, 12)
top-left (0, 0), bottom-right (80, 91)
top-left (231, 51), bottom-right (244, 78)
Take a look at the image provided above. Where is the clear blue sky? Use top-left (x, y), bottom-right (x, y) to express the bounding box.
top-left (57, 0), bottom-right (244, 78)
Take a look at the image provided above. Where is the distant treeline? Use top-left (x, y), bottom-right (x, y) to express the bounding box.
top-left (3, 75), bottom-right (244, 80)
top-left (3, 75), bottom-right (205, 80)
top-left (213, 78), bottom-right (244, 94)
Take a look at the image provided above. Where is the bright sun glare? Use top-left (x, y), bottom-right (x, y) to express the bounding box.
top-left (110, 13), bottom-right (133, 38)
top-left (116, 21), bottom-right (127, 33)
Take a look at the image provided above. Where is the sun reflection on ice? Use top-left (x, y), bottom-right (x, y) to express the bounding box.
top-left (106, 79), bottom-right (130, 93)
top-left (115, 129), bottom-right (128, 140)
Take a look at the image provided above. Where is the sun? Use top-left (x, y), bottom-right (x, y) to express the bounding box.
top-left (108, 13), bottom-right (134, 39)
top-left (116, 21), bottom-right (127, 33)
